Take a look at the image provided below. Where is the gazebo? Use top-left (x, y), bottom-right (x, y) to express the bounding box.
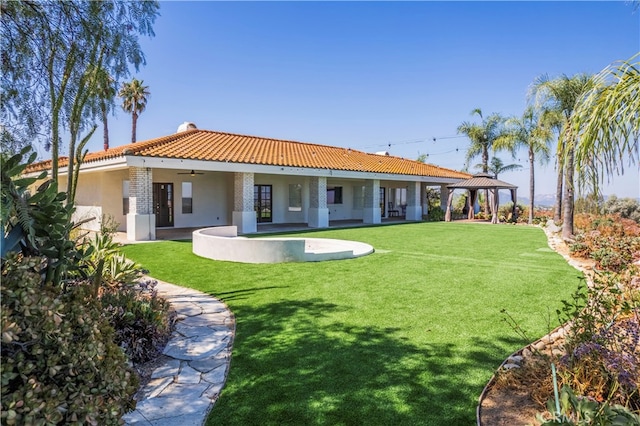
top-left (444, 173), bottom-right (518, 224)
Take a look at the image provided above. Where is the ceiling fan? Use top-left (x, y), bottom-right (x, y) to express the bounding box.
top-left (177, 169), bottom-right (204, 176)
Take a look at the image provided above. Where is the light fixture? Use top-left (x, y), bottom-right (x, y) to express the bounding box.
top-left (177, 169), bottom-right (204, 176)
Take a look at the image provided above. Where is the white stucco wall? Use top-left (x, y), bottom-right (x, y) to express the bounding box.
top-left (71, 169), bottom-right (129, 232)
top-left (325, 179), bottom-right (355, 221)
top-left (254, 174), bottom-right (308, 225)
top-left (104, 170), bottom-right (130, 230)
top-left (151, 169), bottom-right (230, 228)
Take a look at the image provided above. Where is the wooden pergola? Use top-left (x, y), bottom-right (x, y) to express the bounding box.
top-left (444, 173), bottom-right (518, 224)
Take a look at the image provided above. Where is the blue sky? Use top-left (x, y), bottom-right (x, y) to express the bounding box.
top-left (81, 1), bottom-right (639, 198)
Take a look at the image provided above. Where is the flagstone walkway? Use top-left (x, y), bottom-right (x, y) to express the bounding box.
top-left (123, 280), bottom-right (235, 426)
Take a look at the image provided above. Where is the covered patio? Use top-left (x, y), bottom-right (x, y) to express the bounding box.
top-left (115, 217), bottom-right (416, 243)
top-left (444, 173), bottom-right (518, 224)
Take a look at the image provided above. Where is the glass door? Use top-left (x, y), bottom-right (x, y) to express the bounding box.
top-left (254, 185), bottom-right (272, 223)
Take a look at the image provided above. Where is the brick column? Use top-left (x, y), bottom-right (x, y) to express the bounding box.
top-left (232, 172), bottom-right (257, 234)
top-left (308, 176), bottom-right (328, 228)
top-left (363, 179), bottom-right (380, 224)
top-left (126, 167), bottom-right (155, 241)
top-left (405, 181), bottom-right (423, 221)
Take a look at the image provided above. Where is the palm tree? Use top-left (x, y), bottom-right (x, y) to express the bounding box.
top-left (458, 108), bottom-right (505, 214)
top-left (572, 55), bottom-right (640, 194)
top-left (476, 157), bottom-right (523, 179)
top-left (530, 74), bottom-right (594, 239)
top-left (493, 106), bottom-right (559, 224)
top-left (92, 66), bottom-right (117, 150)
top-left (119, 78), bottom-right (150, 143)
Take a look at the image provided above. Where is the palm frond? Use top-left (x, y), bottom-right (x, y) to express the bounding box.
top-left (572, 54), bottom-right (640, 191)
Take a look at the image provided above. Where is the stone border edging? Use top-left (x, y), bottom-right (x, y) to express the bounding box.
top-left (123, 280), bottom-right (235, 426)
top-left (476, 225), bottom-right (591, 426)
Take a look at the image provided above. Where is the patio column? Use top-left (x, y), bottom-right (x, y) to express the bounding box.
top-left (127, 166), bottom-right (155, 241)
top-left (232, 172), bottom-right (257, 234)
top-left (490, 188), bottom-right (499, 224)
top-left (444, 188), bottom-right (454, 222)
top-left (363, 179), bottom-right (381, 224)
top-left (421, 183), bottom-right (429, 218)
top-left (468, 189), bottom-right (478, 220)
top-left (405, 182), bottom-right (422, 221)
top-left (440, 184), bottom-right (449, 212)
top-left (308, 176), bottom-right (329, 228)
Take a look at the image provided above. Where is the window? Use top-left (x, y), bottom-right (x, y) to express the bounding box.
top-left (394, 188), bottom-right (407, 208)
top-left (327, 186), bottom-right (343, 204)
top-left (182, 182), bottom-right (193, 214)
top-left (288, 184), bottom-right (302, 211)
top-left (122, 180), bottom-right (129, 215)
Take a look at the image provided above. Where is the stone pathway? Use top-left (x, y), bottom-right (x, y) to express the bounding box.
top-left (123, 280), bottom-right (235, 426)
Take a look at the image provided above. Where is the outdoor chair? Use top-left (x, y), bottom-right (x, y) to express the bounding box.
top-left (388, 202), bottom-right (399, 217)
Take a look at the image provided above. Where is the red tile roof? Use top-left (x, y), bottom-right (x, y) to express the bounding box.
top-left (27, 129), bottom-right (470, 179)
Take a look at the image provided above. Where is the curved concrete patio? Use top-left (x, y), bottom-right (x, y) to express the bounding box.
top-left (192, 226), bottom-right (374, 263)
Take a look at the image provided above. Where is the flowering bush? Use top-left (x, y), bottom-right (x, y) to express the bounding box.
top-left (557, 269), bottom-right (640, 410)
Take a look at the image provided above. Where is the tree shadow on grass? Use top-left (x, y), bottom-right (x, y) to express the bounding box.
top-left (206, 298), bottom-right (523, 426)
top-left (213, 286), bottom-right (290, 302)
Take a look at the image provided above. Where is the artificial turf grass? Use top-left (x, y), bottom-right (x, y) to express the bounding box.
top-left (121, 222), bottom-right (582, 425)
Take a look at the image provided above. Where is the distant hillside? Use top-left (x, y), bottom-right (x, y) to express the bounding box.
top-left (513, 193), bottom-right (640, 208)
top-left (516, 193), bottom-right (556, 207)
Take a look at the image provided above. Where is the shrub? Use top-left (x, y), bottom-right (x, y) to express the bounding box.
top-left (85, 231), bottom-right (141, 289)
top-left (101, 278), bottom-right (175, 364)
top-left (82, 225), bottom-right (175, 364)
top-left (568, 235), bottom-right (591, 259)
top-left (1, 254), bottom-right (139, 425)
top-left (538, 384), bottom-right (640, 425)
top-left (1, 147), bottom-right (165, 425)
top-left (498, 202), bottom-right (527, 223)
top-left (426, 207), bottom-right (445, 222)
top-left (556, 270), bottom-right (640, 410)
top-left (603, 195), bottom-right (640, 224)
top-left (1, 148), bottom-right (92, 285)
top-left (569, 214), bottom-right (640, 272)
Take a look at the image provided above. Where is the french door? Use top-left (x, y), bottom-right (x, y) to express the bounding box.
top-left (153, 183), bottom-right (174, 227)
top-left (254, 184), bottom-right (272, 223)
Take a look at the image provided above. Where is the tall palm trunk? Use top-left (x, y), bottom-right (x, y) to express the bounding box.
top-left (554, 168), bottom-right (563, 221)
top-left (101, 102), bottom-right (109, 150)
top-left (554, 142), bottom-right (564, 222)
top-left (482, 145), bottom-right (490, 215)
top-left (562, 144), bottom-right (575, 239)
top-left (528, 146), bottom-right (535, 224)
top-left (131, 111), bottom-right (138, 143)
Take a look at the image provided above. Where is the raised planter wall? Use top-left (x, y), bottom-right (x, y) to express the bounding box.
top-left (192, 226), bottom-right (373, 264)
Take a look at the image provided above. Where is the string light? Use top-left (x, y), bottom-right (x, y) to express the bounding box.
top-left (363, 134), bottom-right (466, 149)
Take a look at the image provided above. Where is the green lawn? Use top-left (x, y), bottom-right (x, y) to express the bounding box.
top-left (122, 222), bottom-right (582, 425)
